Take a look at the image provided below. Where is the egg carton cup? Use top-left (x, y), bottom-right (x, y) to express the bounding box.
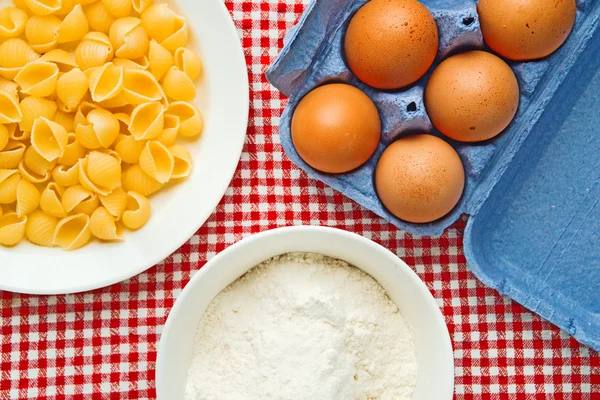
top-left (268, 0), bottom-right (600, 350)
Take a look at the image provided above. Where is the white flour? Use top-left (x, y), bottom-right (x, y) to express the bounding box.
top-left (184, 252), bottom-right (418, 400)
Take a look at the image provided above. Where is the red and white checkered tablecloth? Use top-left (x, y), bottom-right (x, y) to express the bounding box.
top-left (1, 0), bottom-right (599, 398)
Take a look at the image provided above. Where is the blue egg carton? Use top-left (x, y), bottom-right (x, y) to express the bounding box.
top-left (267, 0), bottom-right (600, 350)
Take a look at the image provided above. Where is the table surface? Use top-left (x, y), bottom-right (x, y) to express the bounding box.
top-left (2, 0), bottom-right (600, 398)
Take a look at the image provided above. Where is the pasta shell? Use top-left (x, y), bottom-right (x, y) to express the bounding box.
top-left (84, 1), bottom-right (115, 34)
top-left (52, 163), bottom-right (79, 187)
top-left (19, 96), bottom-right (56, 132)
top-left (162, 66), bottom-right (196, 102)
top-left (58, 4), bottom-right (88, 44)
top-left (129, 101), bottom-right (164, 140)
top-left (109, 17), bottom-right (148, 60)
top-left (85, 151), bottom-right (121, 193)
top-left (73, 195), bottom-right (98, 216)
top-left (0, 141), bottom-right (26, 169)
top-left (78, 151), bottom-right (119, 196)
top-left (0, 212), bottom-right (26, 246)
top-left (0, 7), bottom-right (28, 38)
top-left (6, 125), bottom-right (20, 140)
top-left (61, 184), bottom-right (97, 214)
top-left (103, 0), bottom-right (131, 18)
top-left (53, 110), bottom-right (75, 133)
top-left (114, 112), bottom-right (130, 132)
top-left (0, 125), bottom-right (8, 151)
top-left (25, 15), bottom-right (60, 53)
top-left (174, 47), bottom-right (202, 81)
top-left (56, 68), bottom-right (88, 112)
top-left (22, 145), bottom-right (56, 176)
top-left (122, 69), bottom-right (164, 105)
top-left (113, 134), bottom-right (144, 164)
top-left (109, 104), bottom-right (134, 115)
top-left (7, 126), bottom-right (24, 140)
top-left (148, 39), bottom-right (172, 80)
top-left (98, 187), bottom-right (126, 219)
top-left (74, 101), bottom-right (99, 127)
top-left (76, 108), bottom-right (119, 149)
top-left (88, 62), bottom-right (123, 102)
top-left (12, 0), bottom-right (28, 10)
top-left (0, 39), bottom-right (40, 80)
top-left (7, 124), bottom-right (29, 142)
top-left (16, 179), bottom-right (40, 217)
top-left (0, 169), bottom-right (21, 203)
top-left (75, 32), bottom-right (114, 71)
top-left (14, 61), bottom-right (59, 98)
top-left (53, 213), bottom-right (91, 250)
top-left (121, 164), bottom-right (162, 196)
top-left (25, 210), bottom-right (57, 247)
top-left (40, 49), bottom-right (77, 72)
top-left (58, 133), bottom-right (86, 166)
top-left (0, 92), bottom-right (23, 124)
top-left (90, 206), bottom-right (122, 240)
top-left (156, 114), bottom-right (180, 147)
top-left (6, 125), bottom-right (21, 139)
top-left (169, 145), bottom-right (192, 179)
top-left (122, 191), bottom-right (150, 230)
top-left (161, 16), bottom-right (187, 51)
top-left (19, 160), bottom-right (51, 183)
top-left (96, 92), bottom-right (127, 109)
top-left (141, 4), bottom-right (174, 42)
top-left (0, 38), bottom-right (39, 68)
top-left (0, 205), bottom-right (2, 218)
top-left (132, 0), bottom-right (152, 14)
top-left (0, 69), bottom-right (19, 81)
top-left (54, 0), bottom-right (74, 16)
top-left (167, 101), bottom-right (203, 137)
top-left (141, 4), bottom-right (187, 50)
top-left (24, 0), bottom-right (61, 16)
top-left (139, 141), bottom-right (173, 183)
top-left (40, 182), bottom-right (66, 217)
top-left (112, 56), bottom-right (149, 71)
top-left (0, 123), bottom-right (23, 142)
top-left (0, 77), bottom-right (19, 103)
top-left (31, 116), bottom-right (68, 161)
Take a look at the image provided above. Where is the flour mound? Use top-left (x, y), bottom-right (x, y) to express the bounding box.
top-left (185, 252), bottom-right (418, 400)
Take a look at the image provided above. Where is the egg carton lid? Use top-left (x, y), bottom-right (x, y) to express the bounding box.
top-left (268, 0), bottom-right (600, 351)
top-left (464, 14), bottom-right (600, 351)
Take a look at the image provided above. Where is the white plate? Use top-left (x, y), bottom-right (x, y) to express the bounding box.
top-left (0, 0), bottom-right (249, 294)
top-left (157, 226), bottom-right (454, 400)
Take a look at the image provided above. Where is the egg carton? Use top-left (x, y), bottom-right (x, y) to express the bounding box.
top-left (268, 0), bottom-right (600, 350)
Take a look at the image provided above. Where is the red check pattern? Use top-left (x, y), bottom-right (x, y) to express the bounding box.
top-left (1, 0), bottom-right (600, 398)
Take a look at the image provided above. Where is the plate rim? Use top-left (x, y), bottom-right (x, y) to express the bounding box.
top-left (0, 0), bottom-right (249, 295)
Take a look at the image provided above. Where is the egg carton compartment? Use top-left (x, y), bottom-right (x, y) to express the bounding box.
top-left (267, 0), bottom-right (595, 236)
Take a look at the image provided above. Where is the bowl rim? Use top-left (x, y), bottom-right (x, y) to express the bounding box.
top-left (157, 225), bottom-right (455, 399)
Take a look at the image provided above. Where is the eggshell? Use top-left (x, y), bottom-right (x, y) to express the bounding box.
top-left (425, 51), bottom-right (519, 142)
top-left (478, 0), bottom-right (576, 61)
top-left (344, 0), bottom-right (438, 89)
top-left (291, 83), bottom-right (381, 174)
top-left (375, 134), bottom-right (464, 223)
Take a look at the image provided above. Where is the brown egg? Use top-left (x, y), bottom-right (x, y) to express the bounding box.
top-left (375, 134), bottom-right (464, 223)
top-left (291, 83), bottom-right (381, 174)
top-left (478, 0), bottom-right (576, 61)
top-left (425, 51), bottom-right (519, 142)
top-left (344, 0), bottom-right (438, 89)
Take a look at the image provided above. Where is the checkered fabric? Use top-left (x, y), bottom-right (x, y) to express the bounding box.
top-left (1, 0), bottom-right (599, 398)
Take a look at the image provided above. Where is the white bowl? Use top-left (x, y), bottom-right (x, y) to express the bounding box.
top-left (157, 226), bottom-right (454, 399)
top-left (0, 0), bottom-right (249, 294)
